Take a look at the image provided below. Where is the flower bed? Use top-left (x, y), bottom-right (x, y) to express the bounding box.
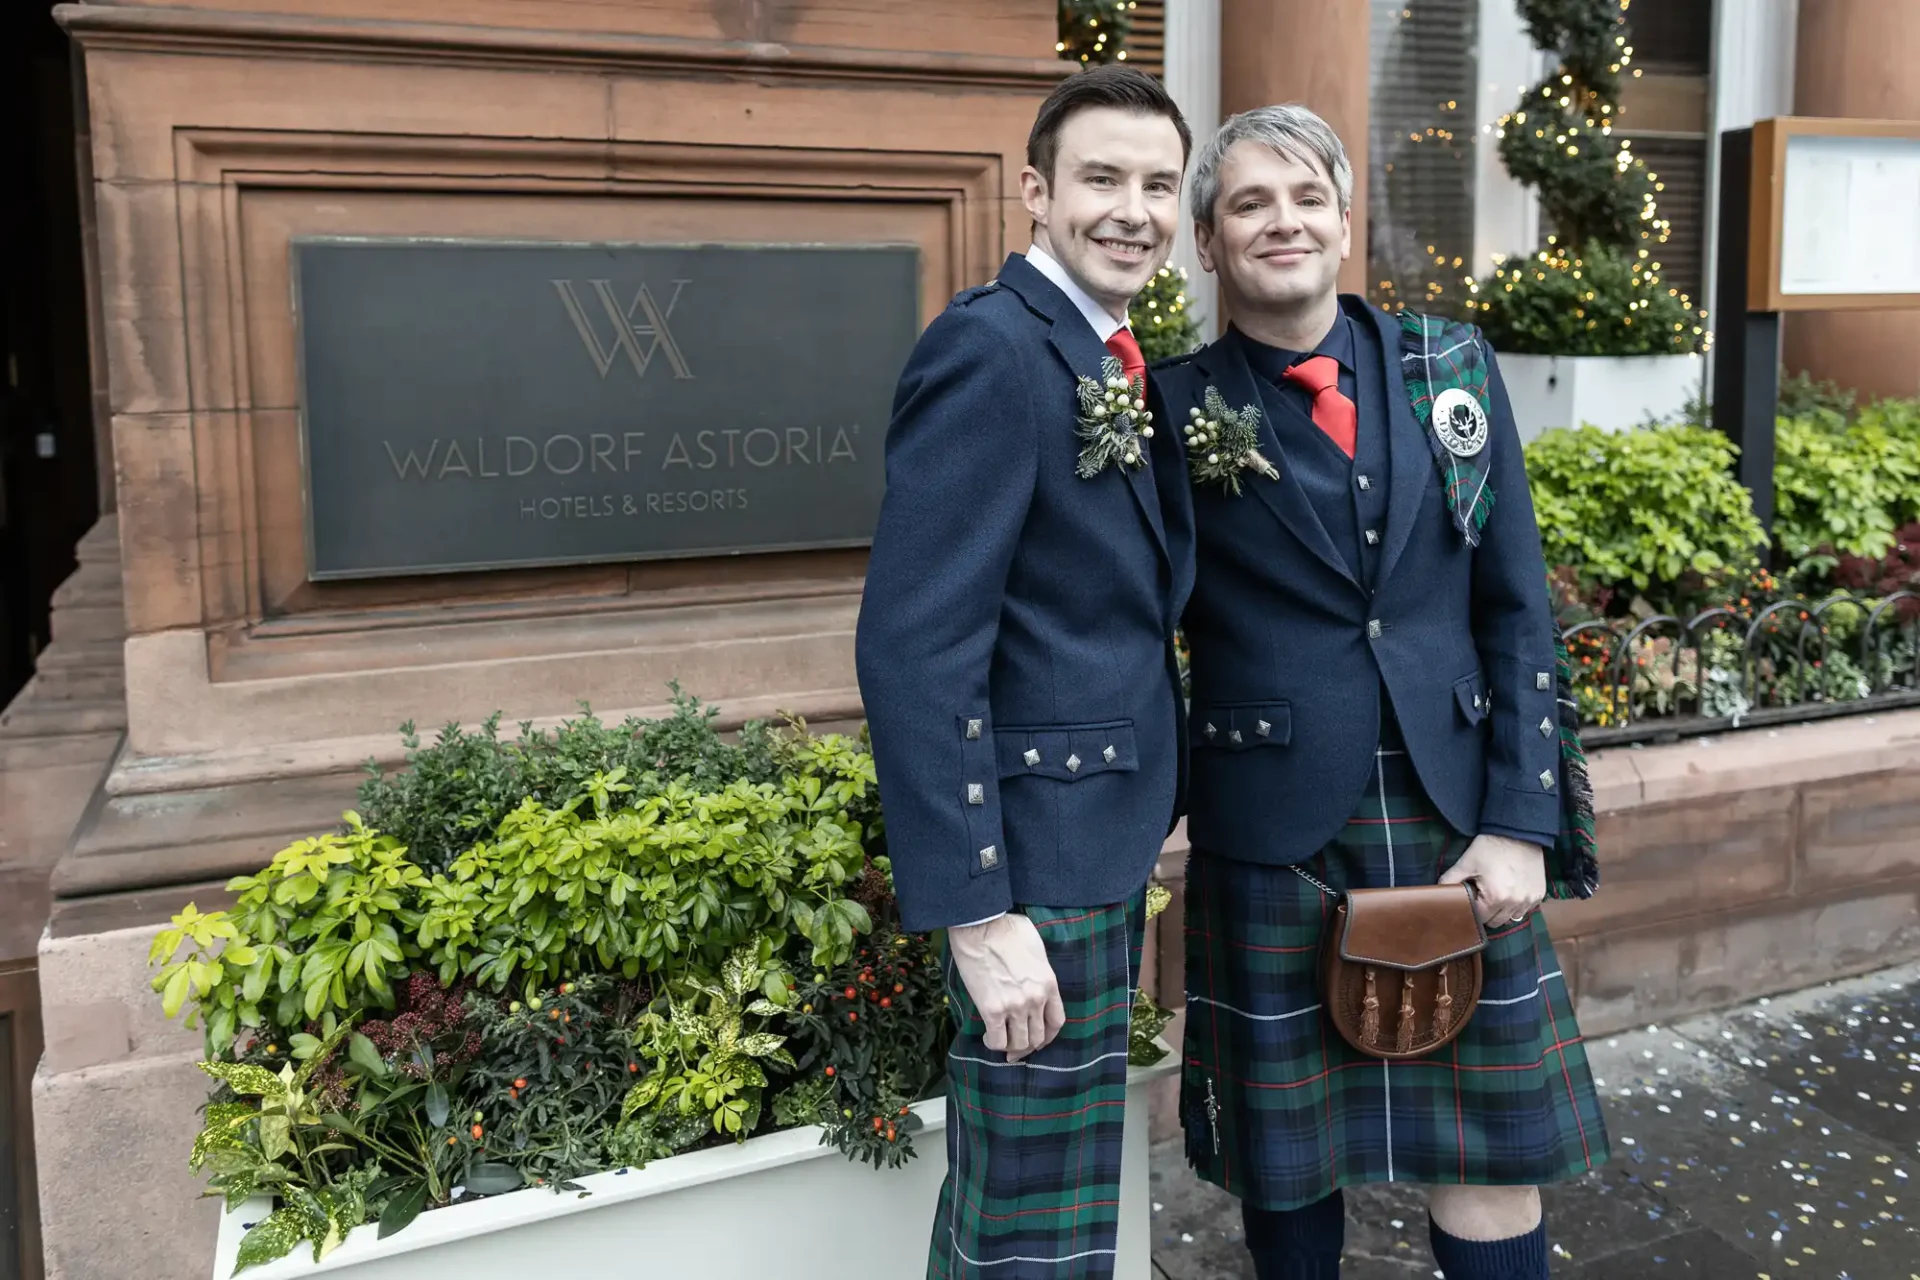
top-left (150, 690), bottom-right (1174, 1274)
top-left (1531, 391), bottom-right (1920, 737)
top-left (1555, 568), bottom-right (1920, 738)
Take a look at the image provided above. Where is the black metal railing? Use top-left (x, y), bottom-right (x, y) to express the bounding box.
top-left (1561, 590), bottom-right (1920, 748)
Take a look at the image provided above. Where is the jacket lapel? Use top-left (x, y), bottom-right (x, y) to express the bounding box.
top-left (1366, 302), bottom-right (1434, 587)
top-left (1198, 334), bottom-right (1360, 591)
top-left (999, 256), bottom-right (1171, 569)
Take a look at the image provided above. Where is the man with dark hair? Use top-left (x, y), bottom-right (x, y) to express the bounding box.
top-left (1153, 105), bottom-right (1607, 1279)
top-left (856, 64), bottom-right (1192, 1280)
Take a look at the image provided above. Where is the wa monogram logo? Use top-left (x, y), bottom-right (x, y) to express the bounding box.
top-left (552, 278), bottom-right (695, 381)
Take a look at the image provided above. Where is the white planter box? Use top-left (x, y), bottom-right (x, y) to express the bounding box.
top-left (1495, 352), bottom-right (1704, 443)
top-left (214, 1052), bottom-right (1178, 1280)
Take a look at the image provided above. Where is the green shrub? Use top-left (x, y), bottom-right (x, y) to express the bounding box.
top-left (1498, 0), bottom-right (1656, 252)
top-left (1777, 370), bottom-right (1858, 422)
top-left (154, 758), bottom-right (874, 1059)
top-left (1057, 0), bottom-right (1130, 63)
top-left (355, 687), bottom-right (782, 873)
top-left (1774, 399), bottom-right (1920, 567)
top-left (1474, 0), bottom-right (1703, 357)
top-left (1525, 422), bottom-right (1766, 594)
top-left (1474, 242), bottom-right (1701, 357)
top-left (422, 773), bottom-right (871, 991)
top-left (153, 703), bottom-right (914, 1272)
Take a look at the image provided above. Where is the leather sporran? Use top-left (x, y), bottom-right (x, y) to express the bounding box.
top-left (1298, 869), bottom-right (1488, 1060)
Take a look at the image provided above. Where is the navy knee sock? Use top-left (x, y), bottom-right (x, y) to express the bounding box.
top-left (1240, 1190), bottom-right (1344, 1280)
top-left (1427, 1216), bottom-right (1548, 1279)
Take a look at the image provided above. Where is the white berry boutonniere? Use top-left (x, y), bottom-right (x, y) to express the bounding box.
top-left (1074, 356), bottom-right (1153, 479)
top-left (1185, 386), bottom-right (1279, 495)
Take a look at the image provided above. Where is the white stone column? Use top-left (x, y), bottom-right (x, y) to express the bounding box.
top-left (1163, 0), bottom-right (1222, 338)
top-left (1472, 0), bottom-right (1546, 276)
top-left (1703, 0), bottom-right (1797, 392)
top-left (1704, 0), bottom-right (1799, 315)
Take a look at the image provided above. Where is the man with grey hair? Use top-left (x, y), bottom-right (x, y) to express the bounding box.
top-left (1150, 105), bottom-right (1607, 1278)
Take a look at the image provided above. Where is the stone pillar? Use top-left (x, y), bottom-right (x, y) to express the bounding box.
top-left (1705, 0), bottom-right (1798, 319)
top-left (1472, 0), bottom-right (1545, 276)
top-left (1784, 0), bottom-right (1920, 399)
top-left (1218, 0), bottom-right (1371, 295)
top-left (1163, 0), bottom-right (1221, 337)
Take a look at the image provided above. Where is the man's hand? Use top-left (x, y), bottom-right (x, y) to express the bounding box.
top-left (948, 914), bottom-right (1066, 1062)
top-left (1439, 834), bottom-right (1547, 928)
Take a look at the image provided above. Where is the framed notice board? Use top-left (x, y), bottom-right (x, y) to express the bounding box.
top-left (1746, 117), bottom-right (1920, 312)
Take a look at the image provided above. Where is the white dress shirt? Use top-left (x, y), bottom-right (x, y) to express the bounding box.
top-left (948, 246), bottom-right (1133, 932)
top-left (1026, 242), bottom-right (1133, 343)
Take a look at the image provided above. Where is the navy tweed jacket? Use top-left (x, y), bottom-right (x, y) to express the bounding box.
top-left (855, 254), bottom-right (1192, 933)
top-left (1151, 297), bottom-right (1561, 865)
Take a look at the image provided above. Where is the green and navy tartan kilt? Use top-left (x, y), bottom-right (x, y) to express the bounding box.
top-left (929, 896), bottom-right (1144, 1280)
top-left (1180, 747), bottom-right (1609, 1212)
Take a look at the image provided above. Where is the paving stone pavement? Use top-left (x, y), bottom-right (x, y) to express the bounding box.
top-left (1148, 961), bottom-right (1920, 1279)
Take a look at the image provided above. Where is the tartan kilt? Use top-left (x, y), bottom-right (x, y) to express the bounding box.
top-left (930, 896), bottom-right (1144, 1280)
top-left (1180, 747), bottom-right (1609, 1212)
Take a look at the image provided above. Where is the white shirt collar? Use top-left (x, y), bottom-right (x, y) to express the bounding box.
top-left (1025, 243), bottom-right (1130, 343)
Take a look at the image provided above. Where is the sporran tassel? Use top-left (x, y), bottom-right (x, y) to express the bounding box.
top-left (1434, 967), bottom-right (1455, 1038)
top-left (1396, 972), bottom-right (1416, 1053)
top-left (1361, 968), bottom-right (1380, 1047)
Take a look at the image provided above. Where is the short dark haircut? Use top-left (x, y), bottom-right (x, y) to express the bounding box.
top-left (1026, 64), bottom-right (1192, 187)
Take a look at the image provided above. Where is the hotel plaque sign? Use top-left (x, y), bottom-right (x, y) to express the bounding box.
top-left (294, 238), bottom-right (919, 579)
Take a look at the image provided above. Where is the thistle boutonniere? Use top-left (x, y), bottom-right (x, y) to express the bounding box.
top-left (1074, 356), bottom-right (1153, 479)
top-left (1184, 386), bottom-right (1279, 495)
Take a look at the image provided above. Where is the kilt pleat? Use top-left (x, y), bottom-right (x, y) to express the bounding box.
top-left (1181, 748), bottom-right (1609, 1212)
top-left (929, 896), bottom-right (1144, 1280)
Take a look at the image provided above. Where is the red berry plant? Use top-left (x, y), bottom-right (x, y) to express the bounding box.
top-left (779, 923), bottom-right (950, 1169)
top-left (462, 976), bottom-right (649, 1190)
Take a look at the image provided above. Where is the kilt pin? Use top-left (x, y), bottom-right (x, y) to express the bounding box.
top-left (1181, 747), bottom-right (1607, 1210)
top-left (929, 897), bottom-right (1145, 1280)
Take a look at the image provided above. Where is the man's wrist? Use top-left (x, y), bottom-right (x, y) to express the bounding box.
top-left (1477, 824), bottom-right (1551, 853)
top-left (952, 910), bottom-right (1009, 930)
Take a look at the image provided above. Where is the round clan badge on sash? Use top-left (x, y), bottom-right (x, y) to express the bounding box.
top-left (1431, 387), bottom-right (1490, 458)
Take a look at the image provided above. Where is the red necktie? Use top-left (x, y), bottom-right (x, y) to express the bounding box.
top-left (1283, 355), bottom-right (1357, 458)
top-left (1105, 328), bottom-right (1147, 386)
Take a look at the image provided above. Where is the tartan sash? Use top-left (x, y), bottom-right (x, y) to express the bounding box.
top-left (1397, 312), bottom-right (1598, 901)
top-left (1398, 313), bottom-right (1496, 544)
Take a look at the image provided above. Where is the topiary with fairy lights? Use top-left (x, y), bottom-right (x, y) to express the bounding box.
top-left (1058, 1), bottom-right (1134, 65)
top-left (1468, 0), bottom-right (1705, 357)
top-left (1128, 265), bottom-right (1202, 363)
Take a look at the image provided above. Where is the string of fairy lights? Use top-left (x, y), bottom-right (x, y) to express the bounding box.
top-left (1057, 0), bottom-right (1138, 65)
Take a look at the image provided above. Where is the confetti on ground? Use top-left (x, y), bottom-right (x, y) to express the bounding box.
top-left (1142, 961), bottom-right (1920, 1280)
